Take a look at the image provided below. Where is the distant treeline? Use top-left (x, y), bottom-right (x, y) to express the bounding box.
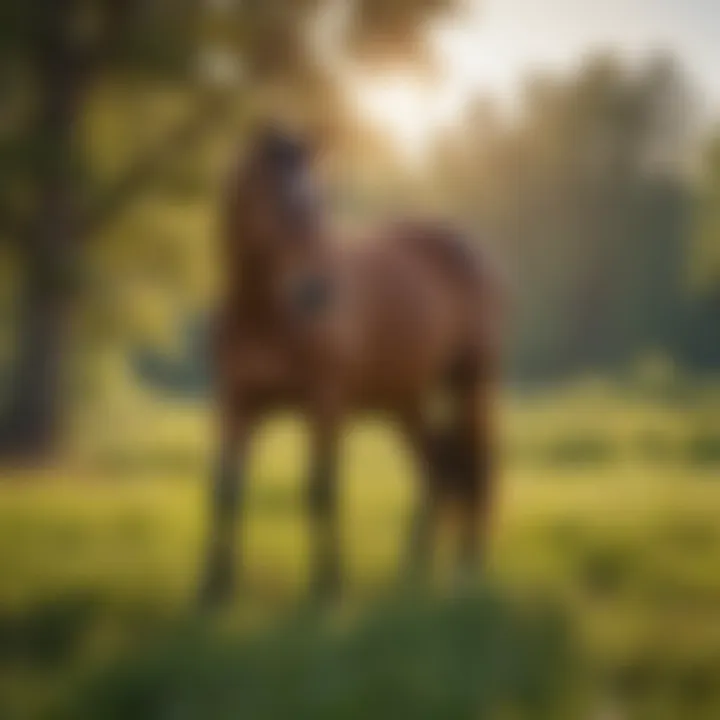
top-left (342, 53), bottom-right (720, 380)
top-left (139, 54), bottom-right (719, 395)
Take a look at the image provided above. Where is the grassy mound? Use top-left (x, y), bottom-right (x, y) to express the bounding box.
top-left (53, 591), bottom-right (584, 720)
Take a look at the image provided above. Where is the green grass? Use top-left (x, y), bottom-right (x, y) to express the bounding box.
top-left (1, 387), bottom-right (720, 719)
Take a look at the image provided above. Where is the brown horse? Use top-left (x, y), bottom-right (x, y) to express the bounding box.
top-left (198, 125), bottom-right (507, 607)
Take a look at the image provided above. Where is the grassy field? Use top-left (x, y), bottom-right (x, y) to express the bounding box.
top-left (1, 382), bottom-right (719, 719)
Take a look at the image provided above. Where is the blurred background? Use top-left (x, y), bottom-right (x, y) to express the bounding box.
top-left (0, 1), bottom-right (719, 718)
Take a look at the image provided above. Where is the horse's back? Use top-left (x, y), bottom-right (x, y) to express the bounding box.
top-left (387, 219), bottom-right (505, 298)
top-left (337, 219), bottom-right (506, 404)
top-left (360, 219), bottom-right (507, 337)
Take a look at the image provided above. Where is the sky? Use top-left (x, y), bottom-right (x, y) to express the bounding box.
top-left (435, 0), bottom-right (720, 106)
top-left (351, 0), bottom-right (720, 156)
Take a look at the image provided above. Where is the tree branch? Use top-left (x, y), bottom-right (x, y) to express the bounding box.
top-left (80, 91), bottom-right (234, 242)
top-left (0, 199), bottom-right (29, 246)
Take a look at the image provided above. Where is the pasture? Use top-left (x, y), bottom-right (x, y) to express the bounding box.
top-left (1, 380), bottom-right (719, 719)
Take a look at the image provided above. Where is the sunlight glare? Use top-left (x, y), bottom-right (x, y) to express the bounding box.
top-left (349, 2), bottom-right (518, 162)
top-left (350, 76), bottom-right (442, 161)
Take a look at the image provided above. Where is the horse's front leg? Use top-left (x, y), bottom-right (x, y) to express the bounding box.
top-left (307, 405), bottom-right (343, 601)
top-left (198, 410), bottom-right (249, 610)
top-left (401, 410), bottom-right (443, 585)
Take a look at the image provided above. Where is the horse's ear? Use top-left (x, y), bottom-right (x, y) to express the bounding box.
top-left (305, 124), bottom-right (334, 163)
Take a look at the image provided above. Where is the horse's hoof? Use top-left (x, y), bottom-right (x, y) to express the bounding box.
top-left (309, 568), bottom-right (342, 607)
top-left (197, 585), bottom-right (231, 612)
top-left (451, 565), bottom-right (483, 598)
top-left (399, 564), bottom-right (431, 594)
top-left (196, 570), bottom-right (236, 612)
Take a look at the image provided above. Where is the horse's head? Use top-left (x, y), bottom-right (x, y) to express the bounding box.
top-left (226, 124), bottom-right (325, 270)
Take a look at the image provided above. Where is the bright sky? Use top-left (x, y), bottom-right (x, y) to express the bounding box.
top-left (351, 0), bottom-right (720, 158)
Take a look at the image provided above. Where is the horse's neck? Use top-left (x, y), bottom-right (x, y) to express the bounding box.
top-left (224, 256), bottom-right (283, 327)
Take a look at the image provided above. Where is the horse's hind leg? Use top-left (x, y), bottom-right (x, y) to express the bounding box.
top-left (401, 411), bottom-right (445, 583)
top-left (450, 366), bottom-right (497, 581)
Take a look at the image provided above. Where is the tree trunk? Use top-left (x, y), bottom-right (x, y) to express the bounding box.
top-left (0, 0), bottom-right (82, 463)
top-left (0, 269), bottom-right (68, 460)
top-left (0, 2), bottom-right (232, 463)
top-left (0, 146), bottom-right (78, 463)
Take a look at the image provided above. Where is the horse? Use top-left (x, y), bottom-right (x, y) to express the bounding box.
top-left (198, 125), bottom-right (507, 607)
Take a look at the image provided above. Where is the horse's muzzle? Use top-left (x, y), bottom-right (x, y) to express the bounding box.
top-left (288, 274), bottom-right (333, 317)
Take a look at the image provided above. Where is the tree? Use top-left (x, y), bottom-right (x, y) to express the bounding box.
top-left (426, 54), bottom-right (697, 379)
top-left (0, 0), bottom-right (461, 461)
top-left (684, 131), bottom-right (720, 370)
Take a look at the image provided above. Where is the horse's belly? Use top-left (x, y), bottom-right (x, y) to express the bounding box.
top-left (351, 348), bottom-right (451, 411)
top-left (228, 340), bottom-right (303, 407)
top-left (349, 312), bottom-right (460, 409)
top-left (343, 251), bottom-right (467, 408)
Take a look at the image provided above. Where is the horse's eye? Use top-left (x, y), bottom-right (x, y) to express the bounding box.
top-left (290, 275), bottom-right (332, 316)
top-left (288, 172), bottom-right (315, 209)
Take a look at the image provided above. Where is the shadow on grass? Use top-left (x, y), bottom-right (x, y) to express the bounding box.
top-left (685, 432), bottom-right (720, 467)
top-left (0, 594), bottom-right (105, 669)
top-left (46, 588), bottom-right (585, 720)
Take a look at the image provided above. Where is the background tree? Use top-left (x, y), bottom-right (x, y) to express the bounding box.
top-left (0, 0), bottom-right (461, 460)
top-left (425, 54), bottom-right (702, 379)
